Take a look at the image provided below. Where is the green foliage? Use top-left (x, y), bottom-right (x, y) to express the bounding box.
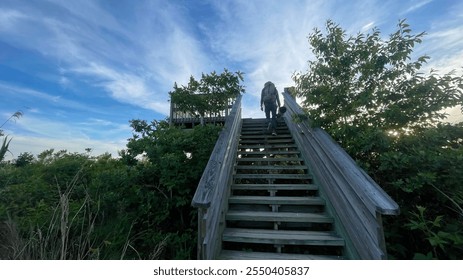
top-left (14, 152), bottom-right (35, 167)
top-left (0, 136), bottom-right (12, 163)
top-left (379, 124), bottom-right (463, 259)
top-left (1, 151), bottom-right (126, 259)
top-left (294, 19), bottom-right (463, 259)
top-left (0, 121), bottom-right (220, 259)
top-left (170, 69), bottom-right (245, 124)
top-left (294, 19), bottom-right (462, 145)
top-left (123, 120), bottom-right (222, 258)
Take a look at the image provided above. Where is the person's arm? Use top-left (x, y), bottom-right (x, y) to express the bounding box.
top-left (276, 91), bottom-right (281, 107)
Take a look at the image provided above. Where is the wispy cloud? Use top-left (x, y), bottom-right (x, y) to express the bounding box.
top-left (70, 63), bottom-right (170, 115)
top-left (0, 82), bottom-right (101, 114)
top-left (401, 0), bottom-right (433, 15)
top-left (201, 1), bottom-right (328, 96)
top-left (426, 26), bottom-right (463, 53)
top-left (11, 112), bottom-right (127, 138)
top-left (0, 8), bottom-right (27, 29)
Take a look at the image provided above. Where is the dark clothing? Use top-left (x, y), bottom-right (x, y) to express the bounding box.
top-left (260, 82), bottom-right (281, 134)
top-left (264, 100), bottom-right (278, 133)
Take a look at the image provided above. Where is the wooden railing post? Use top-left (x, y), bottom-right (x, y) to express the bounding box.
top-left (196, 207), bottom-right (206, 260)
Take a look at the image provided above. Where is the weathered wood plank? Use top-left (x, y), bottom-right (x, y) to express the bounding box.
top-left (234, 174), bottom-right (311, 180)
top-left (236, 157), bottom-right (303, 162)
top-left (235, 165), bottom-right (308, 170)
top-left (239, 139), bottom-right (295, 144)
top-left (240, 134), bottom-right (293, 139)
top-left (238, 144), bottom-right (299, 149)
top-left (237, 150), bottom-right (300, 156)
top-left (241, 130), bottom-right (290, 134)
top-left (228, 195), bottom-right (325, 205)
top-left (226, 210), bottom-right (333, 223)
top-left (218, 250), bottom-right (344, 260)
top-left (223, 228), bottom-right (344, 246)
top-left (231, 183), bottom-right (318, 191)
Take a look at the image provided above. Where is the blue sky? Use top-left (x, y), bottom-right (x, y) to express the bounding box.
top-left (1, 0), bottom-right (462, 159)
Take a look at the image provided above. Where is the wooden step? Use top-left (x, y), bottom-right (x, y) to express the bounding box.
top-left (229, 196), bottom-right (325, 205)
top-left (237, 150), bottom-right (300, 156)
top-left (241, 121), bottom-right (286, 126)
top-left (236, 157), bottom-right (303, 162)
top-left (238, 144), bottom-right (298, 150)
top-left (241, 130), bottom-right (288, 133)
top-left (241, 119), bottom-right (286, 125)
top-left (222, 228), bottom-right (344, 246)
top-left (242, 125), bottom-right (288, 128)
top-left (241, 130), bottom-right (290, 134)
top-left (242, 119), bottom-right (286, 124)
top-left (240, 133), bottom-right (290, 137)
top-left (218, 249), bottom-right (343, 260)
top-left (239, 139), bottom-right (295, 144)
top-left (235, 165), bottom-right (308, 170)
top-left (242, 118), bottom-right (273, 121)
top-left (226, 210), bottom-right (333, 223)
top-left (231, 183), bottom-right (318, 191)
top-left (241, 123), bottom-right (288, 127)
top-left (234, 173), bottom-right (311, 180)
top-left (241, 121), bottom-right (287, 126)
top-left (240, 134), bottom-right (293, 139)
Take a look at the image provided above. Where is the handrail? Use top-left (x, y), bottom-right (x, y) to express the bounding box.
top-left (170, 94), bottom-right (235, 126)
top-left (282, 89), bottom-right (399, 259)
top-left (191, 94), bottom-right (242, 259)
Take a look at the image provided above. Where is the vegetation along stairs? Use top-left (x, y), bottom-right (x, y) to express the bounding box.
top-left (219, 118), bottom-right (345, 260)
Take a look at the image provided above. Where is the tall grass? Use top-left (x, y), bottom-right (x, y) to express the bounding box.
top-left (0, 168), bottom-right (166, 260)
top-left (0, 170), bottom-right (96, 259)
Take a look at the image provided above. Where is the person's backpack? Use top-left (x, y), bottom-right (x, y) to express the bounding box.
top-left (262, 82), bottom-right (277, 103)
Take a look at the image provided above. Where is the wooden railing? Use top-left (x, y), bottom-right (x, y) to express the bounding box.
top-left (169, 96), bottom-right (235, 127)
top-left (191, 94), bottom-right (242, 259)
top-left (281, 89), bottom-right (400, 259)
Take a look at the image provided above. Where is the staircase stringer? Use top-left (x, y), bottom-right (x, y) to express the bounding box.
top-left (281, 89), bottom-right (400, 260)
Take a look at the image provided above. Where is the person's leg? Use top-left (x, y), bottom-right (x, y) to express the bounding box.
top-left (264, 102), bottom-right (272, 133)
top-left (264, 104), bottom-right (271, 120)
top-left (270, 103), bottom-right (277, 135)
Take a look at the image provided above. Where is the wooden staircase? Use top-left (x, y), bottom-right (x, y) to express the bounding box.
top-left (219, 118), bottom-right (345, 259)
top-left (193, 93), bottom-right (399, 260)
